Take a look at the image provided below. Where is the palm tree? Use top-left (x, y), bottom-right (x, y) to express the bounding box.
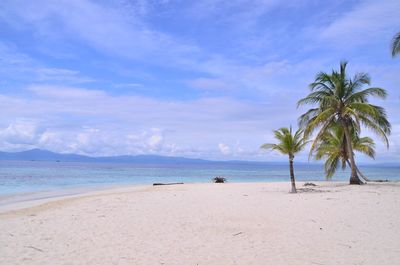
top-left (314, 125), bottom-right (375, 180)
top-left (260, 127), bottom-right (308, 193)
top-left (391, 32), bottom-right (400, 57)
top-left (298, 61), bottom-right (391, 184)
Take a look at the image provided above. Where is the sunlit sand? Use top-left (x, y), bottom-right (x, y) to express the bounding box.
top-left (1, 182), bottom-right (399, 265)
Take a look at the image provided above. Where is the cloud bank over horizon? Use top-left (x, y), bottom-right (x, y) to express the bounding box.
top-left (0, 0), bottom-right (399, 163)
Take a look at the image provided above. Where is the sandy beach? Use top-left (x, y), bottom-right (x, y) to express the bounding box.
top-left (1, 182), bottom-right (400, 265)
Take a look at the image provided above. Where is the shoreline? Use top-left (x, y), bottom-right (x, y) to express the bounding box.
top-left (0, 180), bottom-right (396, 213)
top-left (1, 181), bottom-right (399, 264)
top-left (0, 180), bottom-right (352, 213)
top-left (0, 183), bottom-right (153, 214)
top-left (0, 181), bottom-right (275, 208)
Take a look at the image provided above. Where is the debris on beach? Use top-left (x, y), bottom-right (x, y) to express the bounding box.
top-left (212, 177), bottom-right (227, 183)
top-left (304, 182), bottom-right (317, 187)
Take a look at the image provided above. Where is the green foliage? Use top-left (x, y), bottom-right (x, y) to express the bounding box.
top-left (297, 61), bottom-right (390, 183)
top-left (314, 125), bottom-right (375, 178)
top-left (260, 126), bottom-right (308, 159)
top-left (261, 126), bottom-right (308, 193)
top-left (298, 61), bottom-right (390, 156)
top-left (391, 32), bottom-right (400, 57)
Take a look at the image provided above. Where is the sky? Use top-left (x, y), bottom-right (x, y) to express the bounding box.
top-left (0, 0), bottom-right (399, 163)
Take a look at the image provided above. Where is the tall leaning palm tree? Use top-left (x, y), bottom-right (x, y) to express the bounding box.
top-left (314, 125), bottom-right (375, 180)
top-left (260, 127), bottom-right (308, 193)
top-left (391, 31), bottom-right (400, 57)
top-left (298, 61), bottom-right (391, 184)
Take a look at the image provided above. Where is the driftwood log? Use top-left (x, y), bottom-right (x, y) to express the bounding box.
top-left (153, 182), bottom-right (184, 186)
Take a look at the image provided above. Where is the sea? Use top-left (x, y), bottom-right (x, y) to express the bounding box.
top-left (0, 160), bottom-right (399, 197)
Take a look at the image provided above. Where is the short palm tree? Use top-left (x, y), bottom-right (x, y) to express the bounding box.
top-left (391, 31), bottom-right (400, 57)
top-left (314, 125), bottom-right (375, 180)
top-left (298, 61), bottom-right (391, 184)
top-left (260, 127), bottom-right (308, 193)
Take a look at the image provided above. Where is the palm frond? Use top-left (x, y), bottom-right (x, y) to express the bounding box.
top-left (358, 114), bottom-right (390, 148)
top-left (260, 127), bottom-right (307, 157)
top-left (353, 136), bottom-right (376, 158)
top-left (304, 108), bottom-right (335, 138)
top-left (345, 87), bottom-right (387, 103)
top-left (325, 155), bottom-right (340, 179)
top-left (308, 115), bottom-right (336, 158)
top-left (391, 31), bottom-right (400, 57)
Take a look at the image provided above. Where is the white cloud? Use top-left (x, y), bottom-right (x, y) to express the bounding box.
top-left (185, 0), bottom-right (295, 22)
top-left (0, 84), bottom-right (394, 162)
top-left (28, 85), bottom-right (106, 99)
top-left (0, 0), bottom-right (201, 66)
top-left (319, 0), bottom-right (400, 46)
top-left (35, 67), bottom-right (93, 83)
top-left (0, 1), bottom-right (399, 163)
top-left (188, 58), bottom-right (328, 99)
top-left (218, 143), bottom-right (231, 155)
top-left (127, 128), bottom-right (166, 153)
top-left (0, 120), bottom-right (44, 146)
top-left (0, 122), bottom-right (172, 156)
top-left (147, 130), bottom-right (163, 150)
top-left (0, 42), bottom-right (91, 84)
top-left (0, 85), bottom-right (307, 160)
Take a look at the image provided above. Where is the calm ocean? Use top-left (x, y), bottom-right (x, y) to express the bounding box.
top-left (0, 160), bottom-right (399, 196)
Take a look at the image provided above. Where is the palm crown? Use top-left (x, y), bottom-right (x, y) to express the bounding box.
top-left (297, 61), bottom-right (390, 184)
top-left (261, 127), bottom-right (307, 159)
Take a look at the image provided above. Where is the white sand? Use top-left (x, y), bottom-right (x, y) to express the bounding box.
top-left (1, 182), bottom-right (400, 265)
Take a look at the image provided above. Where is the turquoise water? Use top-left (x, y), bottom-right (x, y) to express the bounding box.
top-left (0, 161), bottom-right (399, 196)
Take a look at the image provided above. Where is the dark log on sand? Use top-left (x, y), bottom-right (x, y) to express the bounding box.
top-left (153, 182), bottom-right (184, 186)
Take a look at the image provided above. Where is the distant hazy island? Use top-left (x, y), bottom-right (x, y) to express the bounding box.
top-left (0, 149), bottom-right (398, 168)
top-left (0, 148), bottom-right (277, 165)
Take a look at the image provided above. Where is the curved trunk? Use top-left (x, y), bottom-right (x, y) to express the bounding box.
top-left (342, 122), bottom-right (363, 185)
top-left (289, 156), bottom-right (297, 193)
top-left (348, 161), bottom-right (388, 183)
top-left (357, 167), bottom-right (370, 182)
top-left (346, 160), bottom-right (369, 182)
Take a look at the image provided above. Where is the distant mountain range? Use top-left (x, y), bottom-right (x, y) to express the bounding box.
top-left (0, 149), bottom-right (396, 166)
top-left (0, 148), bottom-right (276, 165)
top-left (0, 149), bottom-right (213, 164)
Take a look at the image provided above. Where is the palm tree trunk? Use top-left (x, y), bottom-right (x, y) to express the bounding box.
top-left (289, 157), bottom-right (297, 193)
top-left (356, 165), bottom-right (370, 182)
top-left (346, 160), bottom-right (369, 182)
top-left (342, 122), bottom-right (363, 185)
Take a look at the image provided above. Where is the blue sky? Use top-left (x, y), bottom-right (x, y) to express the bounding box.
top-left (0, 0), bottom-right (399, 162)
